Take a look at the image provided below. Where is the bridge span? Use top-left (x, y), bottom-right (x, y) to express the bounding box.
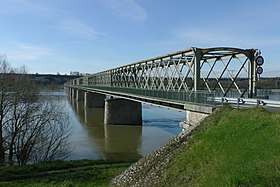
top-left (65, 47), bottom-right (266, 130)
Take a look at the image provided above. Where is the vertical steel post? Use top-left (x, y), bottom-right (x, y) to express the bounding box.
top-left (237, 98), bottom-right (240, 109)
top-left (193, 48), bottom-right (201, 92)
top-left (248, 49), bottom-right (257, 98)
top-left (110, 70), bottom-right (113, 87)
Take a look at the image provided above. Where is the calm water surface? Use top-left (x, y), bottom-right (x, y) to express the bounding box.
top-left (45, 91), bottom-right (185, 160)
top-left (50, 89), bottom-right (280, 160)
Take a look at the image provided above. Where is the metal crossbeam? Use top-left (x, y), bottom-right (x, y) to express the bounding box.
top-left (70, 47), bottom-right (261, 98)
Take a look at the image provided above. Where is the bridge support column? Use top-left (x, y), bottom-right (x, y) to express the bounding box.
top-left (75, 100), bottom-right (85, 120)
top-left (180, 104), bottom-right (214, 132)
top-left (76, 90), bottom-right (85, 101)
top-left (68, 88), bottom-right (72, 98)
top-left (104, 98), bottom-right (142, 125)
top-left (186, 111), bottom-right (208, 126)
top-left (70, 88), bottom-right (76, 101)
top-left (84, 92), bottom-right (106, 108)
top-left (64, 87), bottom-right (70, 94)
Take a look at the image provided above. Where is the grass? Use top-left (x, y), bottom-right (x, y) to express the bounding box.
top-left (0, 160), bottom-right (134, 187)
top-left (157, 106), bottom-right (280, 186)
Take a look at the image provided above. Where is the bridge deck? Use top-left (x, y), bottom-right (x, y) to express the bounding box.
top-left (68, 85), bottom-right (187, 111)
top-left (67, 84), bottom-right (280, 112)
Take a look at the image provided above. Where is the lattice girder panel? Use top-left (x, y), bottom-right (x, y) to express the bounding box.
top-left (133, 65), bottom-right (143, 88)
top-left (200, 53), bottom-right (232, 96)
top-left (85, 47), bottom-right (260, 98)
top-left (199, 47), bottom-right (259, 97)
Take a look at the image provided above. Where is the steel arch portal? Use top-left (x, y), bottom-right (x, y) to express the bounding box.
top-left (74, 47), bottom-right (262, 99)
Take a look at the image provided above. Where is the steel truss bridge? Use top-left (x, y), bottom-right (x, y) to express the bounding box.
top-left (67, 47), bottom-right (267, 109)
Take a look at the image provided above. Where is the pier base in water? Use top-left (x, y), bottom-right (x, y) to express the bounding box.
top-left (84, 92), bottom-right (106, 108)
top-left (104, 98), bottom-right (142, 125)
top-left (76, 90), bottom-right (85, 101)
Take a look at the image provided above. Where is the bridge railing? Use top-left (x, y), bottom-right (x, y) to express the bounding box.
top-left (214, 97), bottom-right (280, 108)
top-left (83, 85), bottom-right (215, 106)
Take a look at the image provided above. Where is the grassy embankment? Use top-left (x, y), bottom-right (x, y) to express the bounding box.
top-left (156, 106), bottom-right (280, 186)
top-left (0, 160), bottom-right (134, 187)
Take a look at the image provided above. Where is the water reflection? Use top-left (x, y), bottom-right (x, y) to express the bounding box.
top-left (70, 99), bottom-right (143, 160)
top-left (62, 91), bottom-right (185, 160)
top-left (45, 89), bottom-right (280, 160)
top-left (104, 125), bottom-right (142, 160)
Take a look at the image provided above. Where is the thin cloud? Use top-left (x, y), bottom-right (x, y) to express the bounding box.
top-left (1, 0), bottom-right (99, 40)
top-left (0, 0), bottom-right (53, 17)
top-left (235, 1), bottom-right (280, 27)
top-left (104, 0), bottom-right (147, 23)
top-left (178, 29), bottom-right (242, 47)
top-left (4, 42), bottom-right (55, 61)
top-left (58, 18), bottom-right (99, 40)
top-left (177, 29), bottom-right (280, 48)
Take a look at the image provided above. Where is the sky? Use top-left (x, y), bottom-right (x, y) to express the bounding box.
top-left (0, 0), bottom-right (280, 76)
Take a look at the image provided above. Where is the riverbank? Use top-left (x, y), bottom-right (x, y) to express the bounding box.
top-left (112, 106), bottom-right (280, 186)
top-left (0, 160), bottom-right (135, 186)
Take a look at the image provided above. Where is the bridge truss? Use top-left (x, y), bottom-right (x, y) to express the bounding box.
top-left (73, 47), bottom-right (261, 98)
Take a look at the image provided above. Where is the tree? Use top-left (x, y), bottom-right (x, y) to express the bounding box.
top-left (11, 99), bottom-right (72, 165)
top-left (0, 55), bottom-right (11, 165)
top-left (0, 57), bottom-right (72, 166)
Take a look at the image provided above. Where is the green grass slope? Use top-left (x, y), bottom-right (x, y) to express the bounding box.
top-left (0, 160), bottom-right (134, 187)
top-left (158, 106), bottom-right (280, 187)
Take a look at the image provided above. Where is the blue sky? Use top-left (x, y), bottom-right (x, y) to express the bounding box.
top-left (0, 0), bottom-right (280, 76)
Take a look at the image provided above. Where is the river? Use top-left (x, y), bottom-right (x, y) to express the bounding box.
top-left (44, 91), bottom-right (185, 161)
top-left (45, 89), bottom-right (280, 161)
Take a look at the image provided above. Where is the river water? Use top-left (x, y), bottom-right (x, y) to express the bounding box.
top-left (45, 91), bottom-right (185, 161)
top-left (45, 89), bottom-right (280, 161)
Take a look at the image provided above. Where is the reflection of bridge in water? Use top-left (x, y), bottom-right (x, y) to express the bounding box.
top-left (71, 99), bottom-right (143, 160)
top-left (65, 47), bottom-right (266, 130)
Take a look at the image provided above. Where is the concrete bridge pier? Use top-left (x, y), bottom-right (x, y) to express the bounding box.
top-left (84, 92), bottom-right (106, 108)
top-left (66, 87), bottom-right (71, 98)
top-left (70, 88), bottom-right (76, 101)
top-left (75, 100), bottom-right (85, 121)
top-left (180, 104), bottom-right (214, 132)
top-left (64, 87), bottom-right (70, 94)
top-left (104, 98), bottom-right (142, 125)
top-left (76, 90), bottom-right (85, 101)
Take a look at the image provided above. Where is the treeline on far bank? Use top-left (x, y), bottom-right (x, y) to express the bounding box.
top-left (257, 77), bottom-right (280, 89)
top-left (26, 75), bottom-right (280, 90)
top-left (0, 73), bottom-right (81, 90)
top-left (0, 73), bottom-right (80, 91)
top-left (29, 74), bottom-right (81, 90)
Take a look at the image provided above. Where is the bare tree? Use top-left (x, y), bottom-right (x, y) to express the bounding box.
top-left (9, 99), bottom-right (71, 165)
top-left (4, 66), bottom-right (39, 165)
top-left (0, 55), bottom-right (12, 165)
top-left (0, 57), bottom-right (72, 166)
top-left (33, 103), bottom-right (71, 163)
